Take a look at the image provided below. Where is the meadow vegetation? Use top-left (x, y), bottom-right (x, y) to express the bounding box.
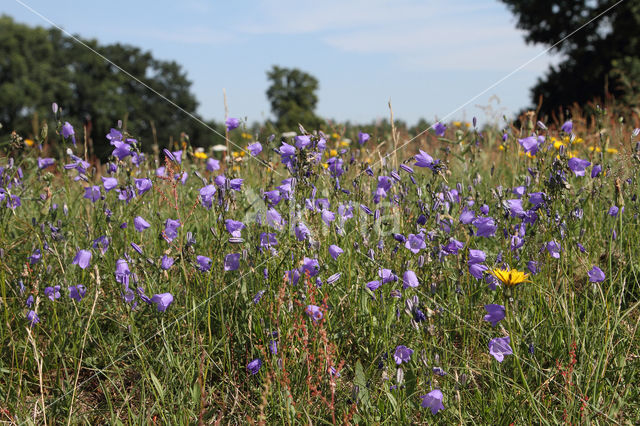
top-left (0, 104), bottom-right (639, 424)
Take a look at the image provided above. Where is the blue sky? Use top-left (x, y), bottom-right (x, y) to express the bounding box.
top-left (3, 0), bottom-right (559, 127)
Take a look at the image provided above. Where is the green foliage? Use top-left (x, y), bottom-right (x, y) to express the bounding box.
top-left (0, 15), bottom-right (224, 158)
top-left (1, 104), bottom-right (639, 423)
top-left (499, 0), bottom-right (640, 118)
top-left (266, 65), bottom-right (323, 131)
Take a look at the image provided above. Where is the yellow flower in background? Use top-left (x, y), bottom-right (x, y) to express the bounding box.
top-left (606, 148), bottom-right (618, 154)
top-left (588, 146), bottom-right (602, 153)
top-left (453, 121), bottom-right (461, 127)
top-left (498, 145), bottom-right (505, 151)
top-left (232, 166), bottom-right (240, 172)
top-left (574, 137), bottom-right (584, 144)
top-left (331, 133), bottom-right (340, 139)
top-left (322, 163), bottom-right (328, 169)
top-left (340, 140), bottom-right (350, 147)
top-left (491, 268), bottom-right (530, 288)
top-left (194, 151), bottom-right (207, 159)
top-left (24, 139), bottom-right (35, 147)
top-left (329, 149), bottom-right (338, 157)
top-left (464, 122), bottom-right (471, 128)
top-left (551, 137), bottom-right (564, 150)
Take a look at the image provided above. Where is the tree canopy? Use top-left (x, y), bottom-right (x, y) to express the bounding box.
top-left (266, 65), bottom-right (323, 131)
top-left (499, 0), bottom-right (640, 118)
top-left (0, 15), bottom-right (224, 158)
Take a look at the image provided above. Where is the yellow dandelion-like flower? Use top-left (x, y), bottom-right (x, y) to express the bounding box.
top-left (340, 140), bottom-right (350, 147)
top-left (606, 148), bottom-right (618, 154)
top-left (498, 144), bottom-right (505, 151)
top-left (491, 268), bottom-right (530, 288)
top-left (331, 133), bottom-right (340, 139)
top-left (588, 146), bottom-right (602, 153)
top-left (553, 140), bottom-right (565, 150)
top-left (573, 137), bottom-right (584, 144)
top-left (232, 151), bottom-right (240, 158)
top-left (322, 163), bottom-right (328, 169)
top-left (329, 149), bottom-right (338, 157)
top-left (24, 139), bottom-right (35, 147)
top-left (453, 121), bottom-right (462, 127)
top-left (194, 151), bottom-right (207, 159)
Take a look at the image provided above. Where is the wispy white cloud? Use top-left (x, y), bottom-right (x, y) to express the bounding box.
top-left (116, 26), bottom-right (234, 46)
top-left (235, 0), bottom-right (557, 72)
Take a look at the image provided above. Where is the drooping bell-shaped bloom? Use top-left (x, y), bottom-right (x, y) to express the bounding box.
top-left (134, 178), bottom-right (152, 195)
top-left (27, 310), bottom-right (40, 326)
top-left (225, 117), bottom-right (240, 132)
top-left (163, 219), bottom-right (180, 242)
top-left (405, 233), bottom-right (426, 254)
top-left (560, 120), bottom-right (573, 134)
top-left (225, 219), bottom-right (245, 237)
top-left (305, 304), bottom-right (323, 322)
top-left (328, 245), bottom-right (343, 260)
top-left (415, 150), bottom-right (438, 170)
top-left (69, 285), bottom-right (87, 301)
top-left (206, 158), bottom-right (220, 171)
top-left (84, 186), bottom-right (101, 203)
top-left (473, 216), bottom-right (497, 237)
top-left (38, 157), bottom-right (55, 169)
top-left (196, 255), bottom-right (212, 272)
top-left (402, 270), bottom-right (419, 289)
top-left (247, 142), bottom-right (262, 156)
top-left (151, 292), bottom-right (173, 312)
top-left (72, 249), bottom-right (92, 269)
top-left (160, 255), bottom-right (174, 270)
top-left (568, 157), bottom-right (591, 176)
top-left (115, 259), bottom-right (130, 285)
top-left (102, 176), bottom-right (118, 192)
top-left (224, 253), bottom-right (241, 271)
top-left (546, 240), bottom-right (561, 258)
top-left (393, 345), bottom-right (413, 365)
top-left (358, 131), bottom-right (370, 145)
top-left (591, 164), bottom-right (602, 178)
top-left (489, 336), bottom-right (513, 362)
top-left (420, 389), bottom-right (445, 415)
top-left (44, 285), bottom-right (61, 301)
top-left (247, 358), bottom-right (262, 375)
top-left (199, 185), bottom-right (217, 210)
top-left (134, 216), bottom-right (150, 232)
top-left (62, 121), bottom-right (76, 145)
top-left (432, 122), bottom-right (446, 137)
top-left (588, 266), bottom-right (605, 283)
top-left (483, 304), bottom-right (506, 327)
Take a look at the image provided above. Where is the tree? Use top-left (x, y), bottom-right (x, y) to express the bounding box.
top-left (0, 15), bottom-right (224, 158)
top-left (266, 65), bottom-right (323, 131)
top-left (499, 1), bottom-right (640, 118)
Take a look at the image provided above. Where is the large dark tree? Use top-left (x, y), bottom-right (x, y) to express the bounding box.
top-left (266, 65), bottom-right (323, 131)
top-left (499, 0), bottom-right (640, 118)
top-left (0, 15), bottom-right (224, 158)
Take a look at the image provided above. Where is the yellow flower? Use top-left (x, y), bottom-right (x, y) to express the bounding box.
top-left (464, 122), bottom-right (471, 128)
top-left (491, 268), bottom-right (530, 288)
top-left (340, 140), bottom-right (350, 147)
top-left (329, 149), bottom-right (338, 157)
top-left (194, 151), bottom-right (207, 159)
top-left (331, 133), bottom-right (340, 139)
top-left (498, 144), bottom-right (505, 151)
top-left (453, 121), bottom-right (462, 127)
top-left (322, 163), bottom-right (328, 169)
top-left (573, 137), bottom-right (584, 144)
top-left (24, 139), bottom-right (35, 147)
top-left (553, 139), bottom-right (565, 150)
top-left (606, 148), bottom-right (618, 154)
top-left (588, 146), bottom-right (602, 153)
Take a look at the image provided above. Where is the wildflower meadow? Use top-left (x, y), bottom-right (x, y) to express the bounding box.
top-left (1, 105), bottom-right (639, 424)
